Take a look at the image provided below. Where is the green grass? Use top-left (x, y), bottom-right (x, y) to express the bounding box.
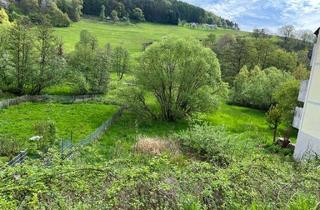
top-left (54, 18), bottom-right (245, 57)
top-left (85, 103), bottom-right (275, 161)
top-left (0, 102), bottom-right (118, 147)
top-left (201, 104), bottom-right (270, 135)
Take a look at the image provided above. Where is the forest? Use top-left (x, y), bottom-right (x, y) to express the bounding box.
top-left (0, 1), bottom-right (320, 209)
top-left (0, 0), bottom-right (238, 29)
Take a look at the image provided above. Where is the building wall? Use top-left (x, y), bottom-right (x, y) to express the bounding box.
top-left (294, 35), bottom-right (320, 160)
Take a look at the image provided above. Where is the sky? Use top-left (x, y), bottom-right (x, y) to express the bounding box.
top-left (182, 0), bottom-right (320, 32)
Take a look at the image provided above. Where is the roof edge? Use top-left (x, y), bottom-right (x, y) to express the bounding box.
top-left (315, 27), bottom-right (320, 36)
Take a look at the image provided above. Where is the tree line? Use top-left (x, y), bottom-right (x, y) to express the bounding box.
top-left (83, 0), bottom-right (239, 29)
top-left (1, 0), bottom-right (83, 27)
top-left (210, 32), bottom-right (311, 85)
top-left (0, 19), bottom-right (129, 95)
top-left (0, 0), bottom-right (239, 29)
top-left (204, 27), bottom-right (314, 143)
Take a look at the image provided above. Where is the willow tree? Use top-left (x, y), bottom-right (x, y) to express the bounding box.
top-left (134, 37), bottom-right (226, 121)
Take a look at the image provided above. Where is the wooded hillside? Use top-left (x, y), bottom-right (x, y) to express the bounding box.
top-left (82, 0), bottom-right (239, 29)
top-left (0, 0), bottom-right (239, 29)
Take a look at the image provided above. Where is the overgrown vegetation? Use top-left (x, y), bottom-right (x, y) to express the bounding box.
top-left (0, 3), bottom-right (318, 208)
top-left (0, 120), bottom-right (319, 209)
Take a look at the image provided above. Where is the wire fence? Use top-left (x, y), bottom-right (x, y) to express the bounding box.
top-left (0, 94), bottom-right (127, 168)
top-left (7, 151), bottom-right (28, 166)
top-left (62, 106), bottom-right (127, 160)
top-left (0, 95), bottom-right (107, 110)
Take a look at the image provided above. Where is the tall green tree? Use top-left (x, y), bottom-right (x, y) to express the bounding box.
top-left (69, 30), bottom-right (110, 94)
top-left (215, 35), bottom-right (256, 83)
top-left (231, 66), bottom-right (293, 109)
top-left (133, 38), bottom-right (226, 121)
top-left (68, 0), bottom-right (83, 22)
top-left (112, 46), bottom-right (129, 80)
top-left (266, 49), bottom-right (297, 72)
top-left (6, 19), bottom-right (35, 94)
top-left (273, 80), bottom-right (300, 139)
top-left (0, 30), bottom-right (10, 91)
top-left (31, 25), bottom-right (66, 95)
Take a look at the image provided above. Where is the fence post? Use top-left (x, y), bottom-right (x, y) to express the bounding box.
top-left (61, 139), bottom-right (64, 160)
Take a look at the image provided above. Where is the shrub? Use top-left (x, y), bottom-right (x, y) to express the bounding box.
top-left (0, 8), bottom-right (10, 25)
top-left (46, 3), bottom-right (71, 27)
top-left (0, 136), bottom-right (23, 158)
top-left (231, 65), bottom-right (293, 109)
top-left (130, 8), bottom-right (145, 22)
top-left (176, 124), bottom-right (235, 167)
top-left (34, 120), bottom-right (56, 152)
top-left (2, 151), bottom-right (320, 209)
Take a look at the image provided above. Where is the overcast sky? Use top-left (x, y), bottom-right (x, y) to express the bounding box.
top-left (182, 0), bottom-right (320, 32)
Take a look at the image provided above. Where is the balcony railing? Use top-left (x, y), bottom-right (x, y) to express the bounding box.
top-left (293, 107), bottom-right (303, 129)
top-left (298, 80), bottom-right (309, 103)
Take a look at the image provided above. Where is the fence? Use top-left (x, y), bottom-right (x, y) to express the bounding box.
top-left (2, 106), bottom-right (126, 168)
top-left (0, 95), bottom-right (103, 110)
top-left (1, 94), bottom-right (127, 168)
top-left (62, 106), bottom-right (127, 160)
top-left (7, 151), bottom-right (28, 167)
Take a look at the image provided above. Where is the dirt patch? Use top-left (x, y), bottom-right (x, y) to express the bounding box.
top-left (134, 137), bottom-right (180, 155)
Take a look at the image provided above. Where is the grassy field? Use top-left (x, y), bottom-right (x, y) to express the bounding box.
top-left (0, 102), bottom-right (118, 146)
top-left (54, 18), bottom-right (245, 57)
top-left (2, 18), bottom-right (246, 58)
top-left (83, 103), bottom-right (278, 162)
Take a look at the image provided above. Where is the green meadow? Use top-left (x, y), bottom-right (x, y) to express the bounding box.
top-left (54, 18), bottom-right (245, 57)
top-left (0, 103), bottom-right (118, 144)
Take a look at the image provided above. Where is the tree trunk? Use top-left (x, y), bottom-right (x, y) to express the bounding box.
top-left (273, 125), bottom-right (278, 144)
top-left (283, 127), bottom-right (291, 147)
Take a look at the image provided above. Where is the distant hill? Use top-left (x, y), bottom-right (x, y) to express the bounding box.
top-left (83, 0), bottom-right (239, 29)
top-left (0, 0), bottom-right (238, 30)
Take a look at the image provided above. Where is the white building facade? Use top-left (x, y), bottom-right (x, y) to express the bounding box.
top-left (294, 28), bottom-right (320, 160)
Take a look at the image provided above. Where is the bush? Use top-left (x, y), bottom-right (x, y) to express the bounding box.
top-left (0, 136), bottom-right (23, 158)
top-left (231, 65), bottom-right (293, 109)
top-left (46, 3), bottom-right (71, 27)
top-left (68, 30), bottom-right (111, 94)
top-left (2, 150), bottom-right (320, 209)
top-left (34, 120), bottom-right (56, 152)
top-left (0, 8), bottom-right (10, 25)
top-left (0, 155), bottom-right (219, 209)
top-left (176, 124), bottom-right (236, 167)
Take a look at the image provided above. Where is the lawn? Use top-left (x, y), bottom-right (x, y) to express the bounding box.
top-left (0, 102), bottom-right (118, 147)
top-left (54, 18), bottom-right (246, 57)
